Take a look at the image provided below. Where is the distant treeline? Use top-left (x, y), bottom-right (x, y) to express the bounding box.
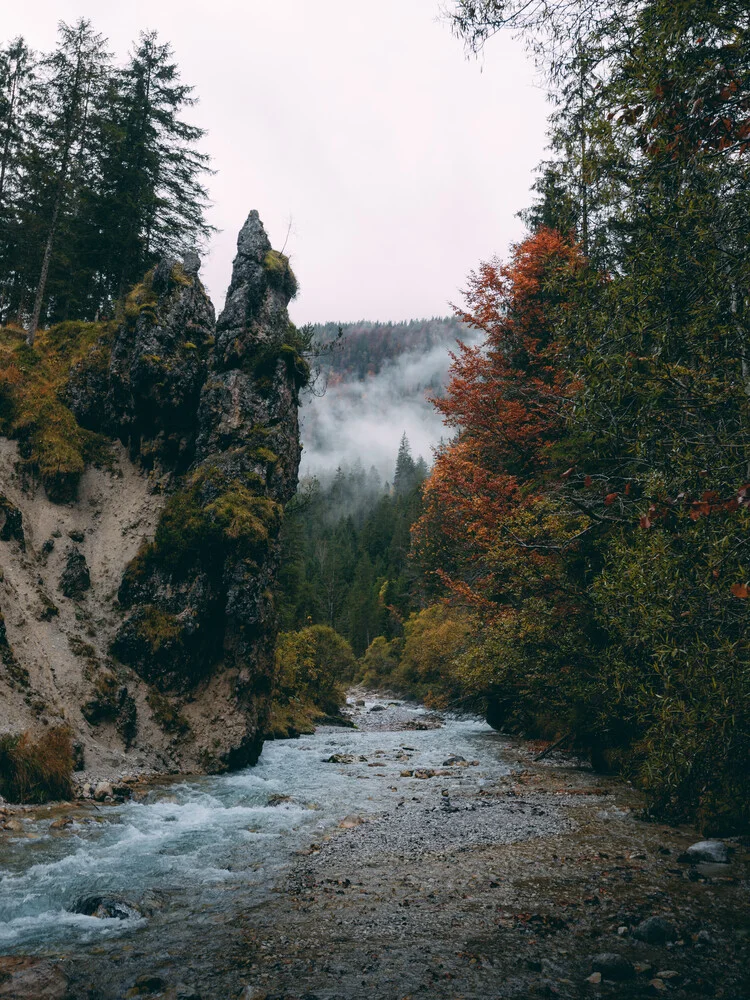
top-left (0, 20), bottom-right (212, 339)
top-left (311, 317), bottom-right (467, 381)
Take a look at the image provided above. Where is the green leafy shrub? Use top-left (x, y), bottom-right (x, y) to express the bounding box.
top-left (269, 625), bottom-right (355, 736)
top-left (359, 635), bottom-right (402, 689)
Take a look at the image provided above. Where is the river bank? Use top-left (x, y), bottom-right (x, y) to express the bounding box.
top-left (0, 694), bottom-right (747, 999)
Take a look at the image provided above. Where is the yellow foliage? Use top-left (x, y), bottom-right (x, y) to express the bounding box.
top-left (0, 321), bottom-right (114, 501)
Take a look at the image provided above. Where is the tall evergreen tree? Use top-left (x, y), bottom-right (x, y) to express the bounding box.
top-left (25, 19), bottom-right (110, 342)
top-left (393, 432), bottom-right (417, 496)
top-left (0, 20), bottom-right (214, 331)
top-left (0, 37), bottom-right (35, 322)
top-left (93, 30), bottom-right (213, 303)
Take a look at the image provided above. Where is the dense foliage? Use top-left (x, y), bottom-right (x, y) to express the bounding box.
top-left (268, 625), bottom-right (357, 737)
top-left (296, 0), bottom-right (749, 834)
top-left (0, 19), bottom-right (212, 340)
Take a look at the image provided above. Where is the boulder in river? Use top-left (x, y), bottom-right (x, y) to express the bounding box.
top-left (72, 894), bottom-right (143, 920)
top-left (592, 953), bottom-right (636, 980)
top-left (681, 840), bottom-right (729, 864)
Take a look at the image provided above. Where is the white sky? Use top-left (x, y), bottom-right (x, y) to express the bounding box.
top-left (5, 2), bottom-right (548, 324)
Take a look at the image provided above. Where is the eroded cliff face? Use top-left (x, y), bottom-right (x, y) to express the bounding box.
top-left (0, 212), bottom-right (304, 779)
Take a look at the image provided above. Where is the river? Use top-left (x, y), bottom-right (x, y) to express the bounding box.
top-left (1, 695), bottom-right (746, 1000)
top-left (0, 695), bottom-right (512, 995)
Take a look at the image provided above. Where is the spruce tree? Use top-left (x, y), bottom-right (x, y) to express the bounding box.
top-left (393, 433), bottom-right (417, 496)
top-left (0, 37), bottom-right (35, 323)
top-left (25, 19), bottom-right (110, 342)
top-left (94, 30), bottom-right (213, 302)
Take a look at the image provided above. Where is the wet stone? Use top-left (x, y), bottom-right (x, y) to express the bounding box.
top-left (132, 973), bottom-right (167, 995)
top-left (683, 840), bottom-right (729, 864)
top-left (634, 916), bottom-right (678, 944)
top-left (592, 953), bottom-right (636, 980)
top-left (72, 894), bottom-right (143, 920)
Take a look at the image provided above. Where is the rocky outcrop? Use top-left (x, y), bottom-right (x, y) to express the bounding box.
top-left (69, 257), bottom-right (216, 471)
top-left (110, 213), bottom-right (304, 769)
top-left (0, 212), bottom-right (305, 780)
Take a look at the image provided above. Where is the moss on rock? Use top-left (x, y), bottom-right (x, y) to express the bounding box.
top-left (262, 250), bottom-right (298, 299)
top-left (0, 320), bottom-right (114, 502)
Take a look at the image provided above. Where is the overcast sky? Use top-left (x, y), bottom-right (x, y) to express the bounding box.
top-left (5, 2), bottom-right (548, 324)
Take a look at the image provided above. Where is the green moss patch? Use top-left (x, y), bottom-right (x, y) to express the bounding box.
top-left (262, 250), bottom-right (298, 299)
top-left (122, 465), bottom-right (284, 589)
top-left (0, 321), bottom-right (115, 502)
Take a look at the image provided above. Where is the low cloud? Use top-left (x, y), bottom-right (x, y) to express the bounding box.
top-left (299, 333), bottom-right (480, 480)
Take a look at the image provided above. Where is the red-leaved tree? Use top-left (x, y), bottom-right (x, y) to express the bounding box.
top-left (413, 228), bottom-right (586, 609)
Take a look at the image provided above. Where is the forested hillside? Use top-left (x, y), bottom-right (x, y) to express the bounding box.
top-left (301, 318), bottom-right (471, 476)
top-left (311, 317), bottom-right (466, 381)
top-left (278, 435), bottom-right (427, 655)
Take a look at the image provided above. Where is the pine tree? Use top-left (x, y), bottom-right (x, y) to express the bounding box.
top-left (0, 37), bottom-right (35, 322)
top-left (393, 432), bottom-right (417, 496)
top-left (25, 19), bottom-right (110, 342)
top-left (94, 30), bottom-right (213, 302)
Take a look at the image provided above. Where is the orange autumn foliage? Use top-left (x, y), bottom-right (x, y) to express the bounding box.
top-left (413, 229), bottom-right (585, 604)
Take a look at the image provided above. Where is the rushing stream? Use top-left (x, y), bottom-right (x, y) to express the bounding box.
top-left (0, 696), bottom-right (509, 967)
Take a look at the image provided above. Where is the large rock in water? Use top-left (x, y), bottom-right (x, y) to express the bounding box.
top-left (108, 213), bottom-right (304, 770)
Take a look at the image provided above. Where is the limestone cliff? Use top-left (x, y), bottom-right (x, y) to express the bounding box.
top-left (0, 212), bottom-right (306, 781)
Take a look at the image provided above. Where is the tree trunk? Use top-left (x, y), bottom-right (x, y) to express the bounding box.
top-left (27, 185), bottom-right (64, 345)
top-left (0, 67), bottom-right (19, 205)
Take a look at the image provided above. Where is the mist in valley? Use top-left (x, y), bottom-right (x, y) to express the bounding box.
top-left (299, 319), bottom-right (480, 479)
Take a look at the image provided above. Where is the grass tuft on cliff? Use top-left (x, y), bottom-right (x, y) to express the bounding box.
top-left (0, 727), bottom-right (74, 803)
top-left (263, 250), bottom-right (298, 299)
top-left (0, 321), bottom-right (114, 502)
